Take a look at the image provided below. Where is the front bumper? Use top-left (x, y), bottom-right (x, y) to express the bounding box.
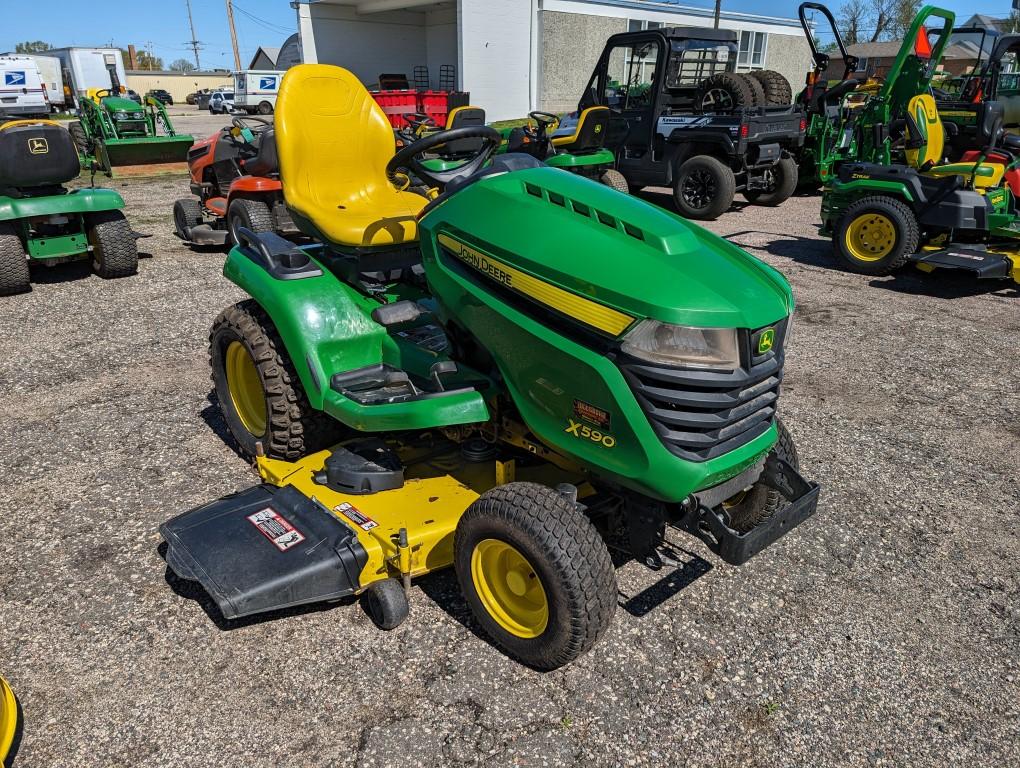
top-left (677, 456), bottom-right (819, 565)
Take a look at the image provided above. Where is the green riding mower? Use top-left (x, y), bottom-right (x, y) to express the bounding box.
top-left (68, 65), bottom-right (193, 176)
top-left (0, 119), bottom-right (139, 295)
top-left (160, 64), bottom-right (820, 670)
top-left (503, 108), bottom-right (629, 192)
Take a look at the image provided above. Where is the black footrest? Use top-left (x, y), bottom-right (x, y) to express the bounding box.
top-left (676, 457), bottom-right (820, 565)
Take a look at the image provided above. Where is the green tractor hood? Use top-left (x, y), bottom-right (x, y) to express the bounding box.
top-left (422, 167), bottom-right (793, 330)
top-left (101, 96), bottom-right (143, 113)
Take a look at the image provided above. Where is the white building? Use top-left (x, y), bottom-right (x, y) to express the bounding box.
top-left (294, 0), bottom-right (813, 121)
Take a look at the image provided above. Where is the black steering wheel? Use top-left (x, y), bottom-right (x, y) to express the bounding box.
top-left (386, 125), bottom-right (502, 189)
top-left (231, 115), bottom-right (272, 131)
top-left (528, 111), bottom-right (559, 138)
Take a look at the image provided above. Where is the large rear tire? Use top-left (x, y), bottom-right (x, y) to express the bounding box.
top-left (698, 73), bottom-right (756, 113)
top-left (454, 482), bottom-right (617, 670)
top-left (68, 120), bottom-right (90, 156)
top-left (227, 198), bottom-right (274, 245)
top-left (744, 156), bottom-right (799, 206)
top-left (209, 300), bottom-right (345, 460)
top-left (87, 211), bottom-right (138, 279)
top-left (0, 223), bottom-right (30, 296)
top-left (723, 418), bottom-right (800, 533)
top-left (747, 70), bottom-right (793, 106)
top-left (834, 195), bottom-right (919, 275)
top-left (599, 169), bottom-right (630, 194)
top-left (673, 155), bottom-right (736, 220)
top-left (173, 198), bottom-right (203, 240)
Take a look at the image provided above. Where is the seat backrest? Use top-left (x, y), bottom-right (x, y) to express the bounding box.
top-left (551, 106), bottom-right (610, 152)
top-left (904, 93), bottom-right (944, 169)
top-left (0, 121), bottom-right (80, 189)
top-left (276, 64), bottom-right (400, 231)
top-left (243, 128), bottom-right (278, 177)
top-left (443, 106), bottom-right (486, 156)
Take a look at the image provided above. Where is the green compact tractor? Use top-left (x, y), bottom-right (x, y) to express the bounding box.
top-left (160, 65), bottom-right (819, 669)
top-left (0, 119), bottom-right (139, 295)
top-left (821, 7), bottom-right (1020, 285)
top-left (795, 2), bottom-right (863, 187)
top-left (68, 67), bottom-right (193, 176)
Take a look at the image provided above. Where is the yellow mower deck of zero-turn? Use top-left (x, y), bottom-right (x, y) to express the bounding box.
top-left (0, 675), bottom-right (17, 764)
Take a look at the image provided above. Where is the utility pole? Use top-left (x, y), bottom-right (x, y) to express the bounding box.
top-left (225, 0), bottom-right (242, 71)
top-left (184, 0), bottom-right (202, 70)
top-left (713, 0), bottom-right (721, 29)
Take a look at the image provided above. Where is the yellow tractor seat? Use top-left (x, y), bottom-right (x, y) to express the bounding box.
top-left (903, 93), bottom-right (1007, 189)
top-left (551, 106), bottom-right (611, 152)
top-left (276, 64), bottom-right (426, 249)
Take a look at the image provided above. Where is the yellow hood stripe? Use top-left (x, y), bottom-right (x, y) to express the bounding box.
top-left (437, 233), bottom-right (634, 336)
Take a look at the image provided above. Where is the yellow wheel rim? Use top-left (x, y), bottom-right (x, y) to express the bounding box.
top-left (225, 341), bottom-right (267, 437)
top-left (471, 539), bottom-right (549, 639)
top-left (0, 675), bottom-right (16, 763)
top-left (844, 212), bottom-right (897, 262)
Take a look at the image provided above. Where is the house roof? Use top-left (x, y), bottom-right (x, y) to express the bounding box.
top-left (829, 41), bottom-right (981, 60)
top-left (248, 46), bottom-right (281, 68)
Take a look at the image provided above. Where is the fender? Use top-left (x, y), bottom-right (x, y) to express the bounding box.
top-left (223, 246), bottom-right (489, 431)
top-left (0, 187), bottom-right (125, 222)
top-left (228, 175), bottom-right (283, 203)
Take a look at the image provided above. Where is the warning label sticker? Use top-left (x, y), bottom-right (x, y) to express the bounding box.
top-left (247, 507), bottom-right (306, 551)
top-left (333, 502), bottom-right (378, 531)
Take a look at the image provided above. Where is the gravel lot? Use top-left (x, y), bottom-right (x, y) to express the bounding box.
top-left (1, 144), bottom-right (1018, 768)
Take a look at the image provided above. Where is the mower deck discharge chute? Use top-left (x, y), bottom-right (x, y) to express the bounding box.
top-left (161, 64), bottom-right (820, 669)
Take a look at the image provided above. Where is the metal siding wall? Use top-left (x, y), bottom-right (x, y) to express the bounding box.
top-left (459, 0), bottom-right (533, 121)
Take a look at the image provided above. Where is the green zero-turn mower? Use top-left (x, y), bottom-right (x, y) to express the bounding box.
top-left (160, 64), bottom-right (820, 670)
top-left (821, 6), bottom-right (1020, 285)
top-left (0, 119), bottom-right (139, 296)
top-left (67, 65), bottom-right (193, 176)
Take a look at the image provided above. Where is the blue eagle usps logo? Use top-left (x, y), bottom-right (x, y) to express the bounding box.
top-left (259, 76), bottom-right (277, 90)
top-left (5, 71), bottom-right (26, 86)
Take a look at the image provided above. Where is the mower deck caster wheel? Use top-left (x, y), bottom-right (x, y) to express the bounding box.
top-left (362, 579), bottom-right (409, 630)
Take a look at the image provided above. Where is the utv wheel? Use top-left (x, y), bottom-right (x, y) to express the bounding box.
top-left (698, 72), bottom-right (756, 113)
top-left (362, 579), bottom-right (409, 630)
top-left (0, 223), bottom-right (30, 296)
top-left (68, 120), bottom-right (90, 156)
top-left (723, 418), bottom-right (799, 533)
top-left (87, 211), bottom-right (138, 279)
top-left (209, 300), bottom-right (344, 460)
top-left (741, 73), bottom-right (766, 106)
top-left (834, 196), bottom-right (919, 275)
top-left (227, 198), bottom-right (274, 244)
top-left (744, 156), bottom-right (799, 206)
top-left (600, 169), bottom-right (630, 194)
top-left (173, 198), bottom-right (203, 240)
top-left (747, 70), bottom-right (793, 106)
top-left (674, 155), bottom-right (736, 220)
top-left (454, 482), bottom-right (617, 670)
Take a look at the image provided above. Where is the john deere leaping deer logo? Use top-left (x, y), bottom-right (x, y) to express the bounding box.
top-left (28, 137), bottom-right (49, 155)
top-left (757, 328), bottom-right (775, 355)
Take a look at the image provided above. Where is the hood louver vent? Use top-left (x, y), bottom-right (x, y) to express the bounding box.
top-left (523, 181), bottom-right (645, 242)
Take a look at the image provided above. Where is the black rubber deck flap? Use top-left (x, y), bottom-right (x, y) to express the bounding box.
top-left (911, 247), bottom-right (1012, 279)
top-left (160, 484), bottom-right (368, 619)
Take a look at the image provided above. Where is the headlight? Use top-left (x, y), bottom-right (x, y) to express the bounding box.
top-left (114, 111), bottom-right (129, 120)
top-left (621, 320), bottom-right (739, 370)
top-left (783, 312), bottom-right (794, 347)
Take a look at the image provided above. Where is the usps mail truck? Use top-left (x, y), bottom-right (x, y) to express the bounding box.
top-left (0, 56), bottom-right (48, 117)
top-left (233, 70), bottom-right (283, 115)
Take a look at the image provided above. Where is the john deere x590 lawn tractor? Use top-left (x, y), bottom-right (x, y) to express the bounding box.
top-left (0, 119), bottom-right (139, 295)
top-left (160, 65), bottom-right (820, 670)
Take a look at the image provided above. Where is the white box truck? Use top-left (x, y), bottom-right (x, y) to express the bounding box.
top-left (31, 54), bottom-right (65, 110)
top-left (233, 70), bottom-right (283, 114)
top-left (0, 56), bottom-right (48, 117)
top-left (48, 47), bottom-right (127, 99)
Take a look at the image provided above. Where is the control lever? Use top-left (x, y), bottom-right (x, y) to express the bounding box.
top-left (429, 361), bottom-right (458, 391)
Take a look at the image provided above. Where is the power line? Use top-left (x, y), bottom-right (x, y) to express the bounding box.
top-left (232, 2), bottom-right (294, 36)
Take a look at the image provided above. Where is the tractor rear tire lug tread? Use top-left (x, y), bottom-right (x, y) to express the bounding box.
top-left (455, 482), bottom-right (617, 670)
top-left (87, 211), bottom-right (138, 279)
top-left (209, 300), bottom-right (346, 460)
top-left (0, 223), bottom-right (30, 296)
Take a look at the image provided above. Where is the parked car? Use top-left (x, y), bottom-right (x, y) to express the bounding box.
top-left (186, 88), bottom-right (211, 106)
top-left (208, 91), bottom-right (234, 114)
top-left (146, 88), bottom-right (173, 106)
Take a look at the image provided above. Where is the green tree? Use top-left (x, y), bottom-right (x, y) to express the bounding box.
top-left (121, 48), bottom-right (164, 71)
top-left (169, 58), bottom-right (196, 73)
top-left (15, 41), bottom-right (51, 54)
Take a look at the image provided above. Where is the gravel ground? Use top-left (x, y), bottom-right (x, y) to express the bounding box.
top-left (1, 166), bottom-right (1018, 768)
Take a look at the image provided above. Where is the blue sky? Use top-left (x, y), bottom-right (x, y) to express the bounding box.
top-left (0, 0), bottom-right (1011, 64)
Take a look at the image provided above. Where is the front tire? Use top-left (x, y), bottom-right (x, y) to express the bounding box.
top-left (723, 418), bottom-right (799, 533)
top-left (87, 211), bottom-right (138, 279)
top-left (673, 155), bottom-right (736, 220)
top-left (834, 195), bottom-right (919, 275)
top-left (362, 579), bottom-right (409, 630)
top-left (209, 300), bottom-right (344, 460)
top-left (227, 198), bottom-right (274, 244)
top-left (600, 169), bottom-right (630, 194)
top-left (0, 222), bottom-right (30, 296)
top-left (454, 482), bottom-right (617, 670)
top-left (744, 156), bottom-right (799, 206)
top-left (173, 198), bottom-right (203, 240)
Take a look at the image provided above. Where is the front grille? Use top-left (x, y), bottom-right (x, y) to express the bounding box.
top-left (619, 322), bottom-right (785, 462)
